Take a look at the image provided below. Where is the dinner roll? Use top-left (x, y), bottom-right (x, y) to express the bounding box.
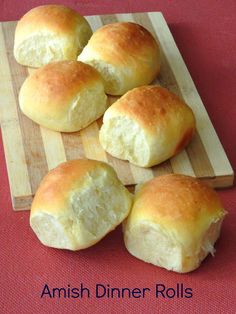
top-left (14, 5), bottom-right (92, 67)
top-left (19, 61), bottom-right (107, 132)
top-left (123, 174), bottom-right (226, 273)
top-left (78, 22), bottom-right (160, 95)
top-left (99, 85), bottom-right (196, 167)
top-left (30, 159), bottom-right (133, 250)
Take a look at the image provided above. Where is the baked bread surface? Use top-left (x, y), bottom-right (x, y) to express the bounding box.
top-left (99, 85), bottom-right (196, 167)
top-left (30, 159), bottom-right (133, 250)
top-left (14, 4), bottom-right (92, 67)
top-left (78, 22), bottom-right (160, 95)
top-left (19, 60), bottom-right (107, 132)
top-left (123, 174), bottom-right (226, 273)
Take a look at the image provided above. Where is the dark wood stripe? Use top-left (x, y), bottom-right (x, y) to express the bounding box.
top-left (152, 160), bottom-right (173, 177)
top-left (108, 95), bottom-right (119, 107)
top-left (2, 22), bottom-right (48, 195)
top-left (100, 14), bottom-right (119, 24)
top-left (198, 175), bottom-right (234, 189)
top-left (96, 116), bottom-right (103, 129)
top-left (133, 13), bottom-right (215, 178)
top-left (107, 154), bottom-right (136, 186)
top-left (14, 195), bottom-right (33, 211)
top-left (186, 133), bottom-right (215, 177)
top-left (61, 132), bottom-right (86, 161)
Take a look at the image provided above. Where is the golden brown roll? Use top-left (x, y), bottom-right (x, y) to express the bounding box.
top-left (123, 174), bottom-right (226, 273)
top-left (78, 22), bottom-right (160, 95)
top-left (99, 85), bottom-right (196, 167)
top-left (14, 5), bottom-right (92, 67)
top-left (30, 159), bottom-right (133, 250)
top-left (19, 61), bottom-right (107, 132)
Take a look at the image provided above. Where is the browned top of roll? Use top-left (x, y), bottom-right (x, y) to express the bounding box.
top-left (104, 85), bottom-right (196, 134)
top-left (19, 61), bottom-right (101, 113)
top-left (87, 22), bottom-right (159, 64)
top-left (131, 174), bottom-right (225, 230)
top-left (31, 160), bottom-right (110, 216)
top-left (15, 5), bottom-right (88, 37)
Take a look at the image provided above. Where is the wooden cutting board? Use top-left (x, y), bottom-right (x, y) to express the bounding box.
top-left (0, 12), bottom-right (234, 210)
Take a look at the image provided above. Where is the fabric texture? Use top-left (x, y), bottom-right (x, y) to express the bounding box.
top-left (0, 1), bottom-right (236, 313)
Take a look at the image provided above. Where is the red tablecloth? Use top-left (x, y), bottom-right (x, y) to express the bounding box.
top-left (0, 1), bottom-right (236, 313)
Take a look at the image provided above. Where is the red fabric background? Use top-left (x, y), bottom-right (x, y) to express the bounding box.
top-left (0, 1), bottom-right (236, 313)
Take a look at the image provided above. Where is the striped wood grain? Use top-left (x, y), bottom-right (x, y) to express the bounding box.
top-left (0, 13), bottom-right (234, 211)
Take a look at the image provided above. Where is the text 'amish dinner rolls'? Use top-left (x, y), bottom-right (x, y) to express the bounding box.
top-left (78, 22), bottom-right (160, 95)
top-left (14, 5), bottom-right (92, 67)
top-left (123, 174), bottom-right (226, 273)
top-left (99, 85), bottom-right (196, 167)
top-left (30, 159), bottom-right (133, 250)
top-left (19, 61), bottom-right (107, 132)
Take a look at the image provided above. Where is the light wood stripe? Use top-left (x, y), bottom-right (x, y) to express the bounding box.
top-left (148, 12), bottom-right (233, 177)
top-left (80, 121), bottom-right (108, 162)
top-left (86, 15), bottom-right (103, 31)
top-left (130, 164), bottom-right (154, 184)
top-left (0, 24), bottom-right (32, 199)
top-left (170, 151), bottom-right (195, 177)
top-left (115, 13), bottom-right (134, 22)
top-left (0, 122), bottom-right (31, 197)
top-left (40, 127), bottom-right (66, 170)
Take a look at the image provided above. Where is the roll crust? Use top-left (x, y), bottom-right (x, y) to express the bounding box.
top-left (84, 22), bottom-right (158, 65)
top-left (14, 5), bottom-right (92, 67)
top-left (78, 22), bottom-right (160, 95)
top-left (31, 160), bottom-right (100, 217)
top-left (19, 61), bottom-right (107, 132)
top-left (123, 174), bottom-right (226, 273)
top-left (130, 175), bottom-right (223, 224)
top-left (30, 159), bottom-right (133, 250)
top-left (99, 85), bottom-right (196, 167)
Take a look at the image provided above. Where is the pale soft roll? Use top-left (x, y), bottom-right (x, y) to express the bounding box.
top-left (19, 61), bottom-right (107, 132)
top-left (30, 159), bottom-right (133, 250)
top-left (14, 5), bottom-right (92, 67)
top-left (99, 85), bottom-right (196, 167)
top-left (78, 22), bottom-right (160, 95)
top-left (123, 174), bottom-right (226, 273)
